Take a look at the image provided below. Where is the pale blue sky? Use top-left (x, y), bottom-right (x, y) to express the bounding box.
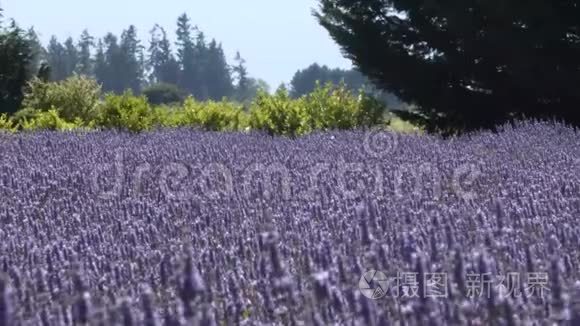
top-left (1, 0), bottom-right (353, 88)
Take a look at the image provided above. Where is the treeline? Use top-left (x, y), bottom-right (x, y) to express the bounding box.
top-left (1, 6), bottom-right (403, 133)
top-left (29, 13), bottom-right (261, 103)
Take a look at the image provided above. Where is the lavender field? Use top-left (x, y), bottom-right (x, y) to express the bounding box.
top-left (1, 121), bottom-right (580, 325)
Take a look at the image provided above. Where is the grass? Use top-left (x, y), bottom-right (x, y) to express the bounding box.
top-left (387, 115), bottom-right (422, 133)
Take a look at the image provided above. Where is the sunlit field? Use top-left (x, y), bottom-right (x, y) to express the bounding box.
top-left (1, 121), bottom-right (579, 324)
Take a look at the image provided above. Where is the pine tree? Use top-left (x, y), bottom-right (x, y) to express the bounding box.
top-left (26, 27), bottom-right (46, 78)
top-left (120, 25), bottom-right (144, 93)
top-left (175, 13), bottom-right (197, 96)
top-left (316, 0), bottom-right (580, 132)
top-left (0, 18), bottom-right (33, 114)
top-left (148, 24), bottom-right (179, 85)
top-left (46, 36), bottom-right (67, 81)
top-left (76, 29), bottom-right (94, 76)
top-left (102, 33), bottom-right (123, 92)
top-left (204, 40), bottom-right (233, 100)
top-left (193, 31), bottom-right (209, 100)
top-left (94, 39), bottom-right (107, 87)
top-left (63, 37), bottom-right (79, 78)
top-left (233, 51), bottom-right (250, 101)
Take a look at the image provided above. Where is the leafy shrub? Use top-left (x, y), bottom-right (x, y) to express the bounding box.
top-left (249, 82), bottom-right (388, 136)
top-left (151, 105), bottom-right (186, 128)
top-left (8, 81), bottom-right (389, 134)
top-left (0, 113), bottom-right (16, 132)
top-left (249, 87), bottom-right (307, 136)
top-left (182, 97), bottom-right (246, 131)
top-left (142, 83), bottom-right (186, 105)
top-left (10, 107), bottom-right (39, 126)
top-left (302, 81), bottom-right (387, 130)
top-left (22, 75), bottom-right (102, 122)
top-left (19, 109), bottom-right (82, 131)
top-left (95, 92), bottom-right (154, 132)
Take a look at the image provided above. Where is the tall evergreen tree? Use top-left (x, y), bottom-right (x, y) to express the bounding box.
top-left (233, 51), bottom-right (250, 101)
top-left (148, 24), bottom-right (180, 85)
top-left (26, 27), bottom-right (46, 78)
top-left (204, 40), bottom-right (233, 100)
top-left (63, 37), bottom-right (78, 78)
top-left (120, 25), bottom-right (144, 93)
top-left (76, 29), bottom-right (94, 76)
top-left (175, 13), bottom-right (198, 96)
top-left (46, 36), bottom-right (67, 81)
top-left (102, 33), bottom-right (123, 92)
top-left (0, 17), bottom-right (33, 114)
top-left (94, 39), bottom-right (107, 87)
top-left (193, 31), bottom-right (209, 100)
top-left (315, 0), bottom-right (580, 132)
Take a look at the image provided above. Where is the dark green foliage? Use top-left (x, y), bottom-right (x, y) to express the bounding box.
top-left (46, 37), bottom-right (70, 81)
top-left (315, 0), bottom-right (580, 132)
top-left (204, 40), bottom-right (234, 101)
top-left (37, 62), bottom-right (51, 82)
top-left (0, 18), bottom-right (34, 114)
top-left (76, 29), bottom-right (95, 76)
top-left (63, 37), bottom-right (79, 79)
top-left (98, 33), bottom-right (123, 92)
top-left (7, 12), bottom-right (236, 103)
top-left (233, 51), bottom-right (250, 102)
top-left (26, 28), bottom-right (46, 78)
top-left (290, 63), bottom-right (405, 110)
top-left (120, 25), bottom-right (145, 94)
top-left (290, 63), bottom-right (366, 98)
top-left (174, 14), bottom-right (235, 101)
top-left (142, 83), bottom-right (186, 105)
top-left (176, 13), bottom-right (198, 96)
top-left (148, 25), bottom-right (180, 85)
top-left (93, 27), bottom-right (145, 94)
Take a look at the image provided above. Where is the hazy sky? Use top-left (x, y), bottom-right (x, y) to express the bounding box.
top-left (1, 0), bottom-right (353, 88)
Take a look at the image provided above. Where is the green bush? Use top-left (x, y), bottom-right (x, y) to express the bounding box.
top-left (151, 105), bottom-right (186, 128)
top-left (182, 97), bottom-right (247, 131)
top-left (249, 87), bottom-right (307, 136)
top-left (22, 75), bottom-right (102, 122)
top-left (248, 82), bottom-right (388, 136)
top-left (142, 83), bottom-right (186, 105)
top-left (95, 92), bottom-right (154, 132)
top-left (0, 114), bottom-right (17, 132)
top-left (19, 109), bottom-right (82, 131)
top-left (302, 81), bottom-right (387, 130)
top-left (6, 80), bottom-right (390, 134)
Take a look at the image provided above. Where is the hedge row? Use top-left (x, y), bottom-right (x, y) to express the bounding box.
top-left (0, 75), bottom-right (389, 135)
